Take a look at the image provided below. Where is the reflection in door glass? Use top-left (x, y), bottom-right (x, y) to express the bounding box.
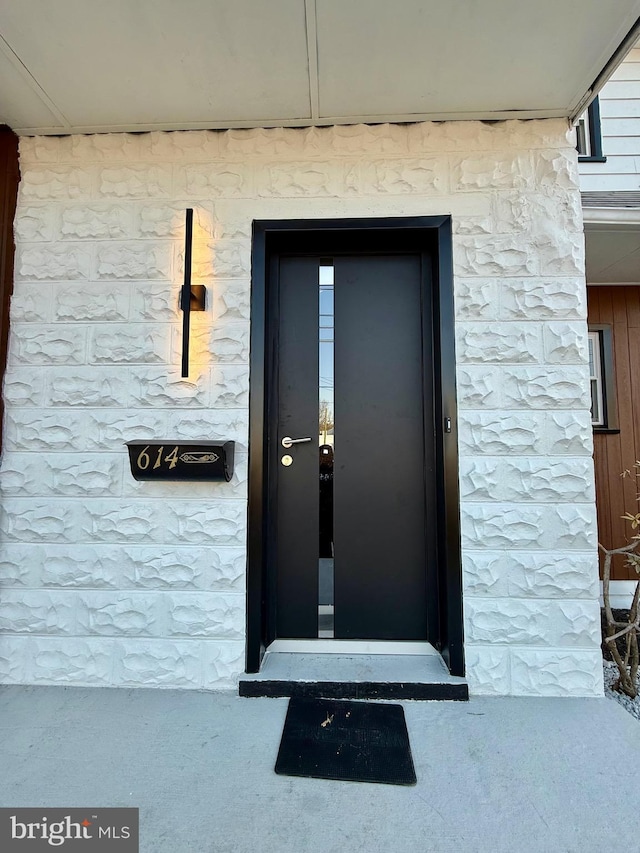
top-left (319, 261), bottom-right (334, 638)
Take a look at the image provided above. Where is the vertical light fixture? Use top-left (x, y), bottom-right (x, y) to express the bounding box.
top-left (180, 208), bottom-right (206, 377)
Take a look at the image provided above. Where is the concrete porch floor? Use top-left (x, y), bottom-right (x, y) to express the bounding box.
top-left (1, 685), bottom-right (639, 853)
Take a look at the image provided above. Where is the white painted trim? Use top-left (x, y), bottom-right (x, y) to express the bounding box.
top-left (304, 0), bottom-right (320, 122)
top-left (10, 108), bottom-right (571, 137)
top-left (583, 208), bottom-right (640, 225)
top-left (600, 579), bottom-right (640, 607)
top-left (267, 639), bottom-right (439, 655)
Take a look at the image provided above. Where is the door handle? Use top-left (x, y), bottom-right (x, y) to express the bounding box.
top-left (281, 436), bottom-right (313, 448)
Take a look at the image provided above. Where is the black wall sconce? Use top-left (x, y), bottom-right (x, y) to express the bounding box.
top-left (180, 208), bottom-right (206, 377)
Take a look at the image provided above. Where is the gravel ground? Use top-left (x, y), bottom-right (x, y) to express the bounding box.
top-left (603, 659), bottom-right (640, 720)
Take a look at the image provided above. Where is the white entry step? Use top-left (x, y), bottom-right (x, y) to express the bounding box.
top-left (238, 652), bottom-right (468, 701)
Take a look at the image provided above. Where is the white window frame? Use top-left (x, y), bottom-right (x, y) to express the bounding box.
top-left (589, 330), bottom-right (605, 427)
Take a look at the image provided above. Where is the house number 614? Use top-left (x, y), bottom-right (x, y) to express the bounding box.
top-left (136, 445), bottom-right (180, 471)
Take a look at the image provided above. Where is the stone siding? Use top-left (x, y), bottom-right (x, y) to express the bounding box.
top-left (0, 119), bottom-right (602, 695)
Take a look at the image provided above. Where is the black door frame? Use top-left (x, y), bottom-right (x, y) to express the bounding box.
top-left (246, 217), bottom-right (464, 676)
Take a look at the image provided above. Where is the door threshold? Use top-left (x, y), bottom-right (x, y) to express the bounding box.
top-left (239, 650), bottom-right (468, 701)
top-left (267, 639), bottom-right (440, 656)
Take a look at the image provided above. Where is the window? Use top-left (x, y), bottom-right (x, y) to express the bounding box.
top-left (588, 326), bottom-right (618, 431)
top-left (576, 97), bottom-right (606, 162)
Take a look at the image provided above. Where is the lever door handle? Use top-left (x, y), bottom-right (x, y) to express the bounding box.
top-left (281, 436), bottom-right (313, 448)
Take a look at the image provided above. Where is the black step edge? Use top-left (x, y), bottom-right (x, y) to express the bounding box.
top-left (238, 680), bottom-right (469, 701)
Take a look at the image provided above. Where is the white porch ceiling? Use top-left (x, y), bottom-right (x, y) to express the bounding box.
top-left (0, 1), bottom-right (639, 135)
top-left (586, 222), bottom-right (640, 285)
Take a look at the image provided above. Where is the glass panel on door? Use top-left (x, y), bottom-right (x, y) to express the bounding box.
top-left (319, 260), bottom-right (334, 638)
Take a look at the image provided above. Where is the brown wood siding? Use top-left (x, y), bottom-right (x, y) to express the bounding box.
top-left (0, 126), bottom-right (19, 454)
top-left (588, 285), bottom-right (640, 579)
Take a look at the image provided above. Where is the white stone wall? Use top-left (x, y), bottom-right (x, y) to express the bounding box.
top-left (0, 119), bottom-right (602, 696)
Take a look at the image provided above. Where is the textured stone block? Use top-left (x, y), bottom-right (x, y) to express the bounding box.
top-left (131, 368), bottom-right (209, 408)
top-left (47, 369), bottom-right (131, 407)
top-left (78, 593), bottom-right (160, 636)
top-left (357, 159), bottom-right (446, 194)
top-left (180, 164), bottom-right (250, 198)
top-left (258, 162), bottom-right (340, 197)
top-left (210, 323), bottom-right (250, 363)
top-left (81, 501), bottom-right (167, 544)
top-left (454, 235), bottom-right (536, 277)
top-left (457, 367), bottom-right (502, 408)
top-left (466, 598), bottom-right (600, 648)
top-left (531, 149), bottom-right (580, 191)
top-left (0, 590), bottom-right (77, 635)
top-left (543, 322), bottom-right (588, 364)
top-left (456, 323), bottom-right (542, 363)
top-left (20, 167), bottom-right (93, 200)
top-left (30, 638), bottom-right (114, 685)
top-left (4, 410), bottom-right (82, 451)
top-left (452, 215), bottom-right (493, 236)
top-left (96, 243), bottom-right (172, 280)
top-left (210, 365), bottom-right (250, 408)
top-left (458, 412), bottom-right (543, 455)
top-left (129, 282), bottom-right (180, 322)
top-left (545, 411), bottom-right (593, 456)
top-left (83, 410), bottom-right (168, 450)
top-left (113, 639), bottom-right (202, 687)
top-left (167, 501), bottom-right (247, 546)
top-left (20, 136), bottom-right (61, 163)
top-left (546, 505), bottom-right (597, 550)
top-left (0, 453), bottom-right (121, 497)
top-left (98, 166), bottom-right (172, 198)
top-left (90, 325), bottom-right (170, 364)
top-left (14, 205), bottom-right (55, 241)
top-left (24, 543), bottom-right (244, 591)
top-left (213, 281), bottom-right (250, 322)
top-left (141, 203), bottom-right (215, 240)
top-left (165, 410), bottom-right (249, 451)
top-left (511, 650), bottom-right (603, 697)
top-left (54, 282), bottom-right (130, 321)
top-left (465, 646), bottom-right (511, 695)
top-left (201, 642), bottom-right (245, 689)
top-left (120, 546), bottom-right (246, 591)
top-left (459, 459), bottom-right (500, 501)
top-left (506, 551), bottom-right (599, 598)
top-left (167, 593), bottom-right (244, 638)
top-left (536, 231), bottom-right (584, 276)
top-left (17, 245), bottom-right (91, 280)
top-left (454, 279), bottom-right (498, 320)
top-left (499, 278), bottom-right (586, 320)
top-left (0, 545), bottom-right (37, 586)
top-left (462, 504), bottom-right (543, 549)
top-left (502, 367), bottom-right (590, 409)
top-left (452, 153), bottom-right (530, 190)
top-left (462, 552), bottom-right (509, 597)
top-left (0, 500), bottom-right (82, 543)
top-left (0, 638), bottom-right (24, 681)
top-left (149, 130), bottom-right (219, 159)
top-left (501, 458), bottom-right (594, 503)
top-left (60, 204), bottom-right (130, 239)
top-left (212, 242), bottom-right (251, 278)
top-left (71, 133), bottom-right (150, 161)
top-left (10, 283), bottom-right (52, 322)
top-left (3, 369), bottom-right (44, 407)
top-left (9, 325), bottom-right (86, 365)
top-left (494, 191), bottom-right (582, 236)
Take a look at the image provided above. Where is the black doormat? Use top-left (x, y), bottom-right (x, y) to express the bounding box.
top-left (275, 697), bottom-right (416, 785)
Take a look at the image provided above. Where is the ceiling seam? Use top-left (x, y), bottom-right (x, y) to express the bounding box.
top-left (304, 0), bottom-right (320, 121)
top-left (0, 32), bottom-right (71, 130)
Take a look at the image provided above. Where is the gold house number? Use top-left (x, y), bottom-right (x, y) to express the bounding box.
top-left (136, 445), bottom-right (180, 471)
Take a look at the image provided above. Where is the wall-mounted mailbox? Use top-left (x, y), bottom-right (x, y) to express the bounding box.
top-left (126, 441), bottom-right (235, 482)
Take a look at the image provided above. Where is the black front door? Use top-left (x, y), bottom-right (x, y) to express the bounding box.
top-left (271, 250), bottom-right (436, 641)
